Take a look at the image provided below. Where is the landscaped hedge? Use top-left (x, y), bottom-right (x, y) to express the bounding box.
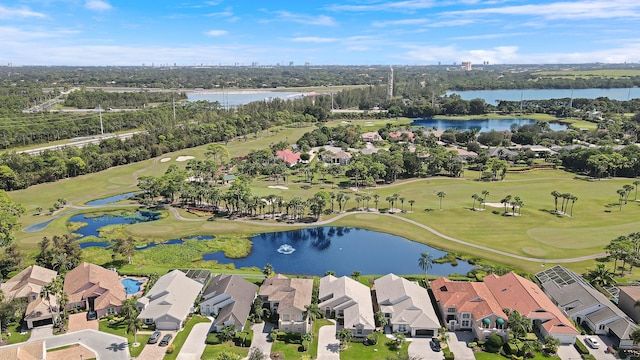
top-left (206, 333), bottom-right (221, 345)
top-left (574, 339), bottom-right (590, 355)
top-left (443, 346), bottom-right (455, 360)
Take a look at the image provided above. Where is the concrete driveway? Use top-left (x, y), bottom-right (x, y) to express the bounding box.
top-left (558, 343), bottom-right (582, 360)
top-left (135, 331), bottom-right (176, 360)
top-left (176, 322), bottom-right (212, 360)
top-left (577, 335), bottom-right (617, 360)
top-left (247, 322), bottom-right (273, 358)
top-left (317, 320), bottom-right (339, 360)
top-left (68, 313), bottom-right (98, 333)
top-left (447, 332), bottom-right (475, 360)
top-left (409, 338), bottom-right (442, 360)
top-left (44, 329), bottom-right (130, 360)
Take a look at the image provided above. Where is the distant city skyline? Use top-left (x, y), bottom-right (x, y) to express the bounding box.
top-left (1, 0), bottom-right (640, 66)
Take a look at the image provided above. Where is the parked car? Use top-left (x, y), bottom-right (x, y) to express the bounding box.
top-left (159, 334), bottom-right (173, 347)
top-left (148, 331), bottom-right (161, 344)
top-left (86, 310), bottom-right (97, 320)
top-left (585, 337), bottom-right (600, 349)
top-left (430, 337), bottom-right (442, 352)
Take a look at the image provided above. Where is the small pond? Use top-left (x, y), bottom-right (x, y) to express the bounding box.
top-left (85, 192), bottom-right (138, 206)
top-left (412, 118), bottom-right (567, 133)
top-left (203, 227), bottom-right (473, 276)
top-left (68, 211), bottom-right (160, 239)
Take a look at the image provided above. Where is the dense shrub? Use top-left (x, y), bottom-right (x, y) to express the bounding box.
top-left (443, 346), bottom-right (455, 360)
top-left (582, 354), bottom-right (596, 360)
top-left (206, 333), bottom-right (222, 345)
top-left (486, 333), bottom-right (504, 353)
top-left (574, 339), bottom-right (590, 355)
top-left (166, 344), bottom-right (175, 354)
top-left (367, 333), bottom-right (378, 345)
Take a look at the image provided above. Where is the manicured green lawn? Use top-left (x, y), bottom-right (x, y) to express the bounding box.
top-left (340, 332), bottom-right (409, 360)
top-left (310, 319), bottom-right (333, 359)
top-left (200, 342), bottom-right (250, 359)
top-left (271, 339), bottom-right (305, 358)
top-left (163, 315), bottom-right (211, 360)
top-left (98, 319), bottom-right (151, 358)
top-left (474, 350), bottom-right (559, 360)
top-left (5, 322), bottom-right (31, 344)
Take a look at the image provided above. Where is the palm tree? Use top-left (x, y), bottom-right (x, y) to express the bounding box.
top-left (513, 196), bottom-right (524, 215)
top-left (127, 317), bottom-right (143, 345)
top-left (630, 326), bottom-right (640, 346)
top-left (350, 270), bottom-right (360, 281)
top-left (584, 263), bottom-right (616, 287)
top-left (436, 191), bottom-right (446, 210)
top-left (399, 197), bottom-right (406, 212)
top-left (624, 184), bottom-right (635, 204)
top-left (471, 193), bottom-right (479, 210)
top-left (337, 328), bottom-right (353, 349)
top-left (634, 180), bottom-right (640, 201)
top-left (373, 194), bottom-right (380, 211)
top-left (504, 309), bottom-right (532, 341)
top-left (550, 190), bottom-right (560, 213)
top-left (481, 190), bottom-right (490, 209)
top-left (500, 195), bottom-right (512, 214)
top-left (418, 252), bottom-right (433, 281)
top-left (219, 325), bottom-right (237, 343)
top-left (304, 303), bottom-right (322, 322)
top-left (39, 281), bottom-right (57, 322)
top-left (617, 188), bottom-right (626, 211)
top-left (263, 263), bottom-right (274, 279)
top-left (569, 195), bottom-right (578, 217)
top-left (408, 199), bottom-right (415, 212)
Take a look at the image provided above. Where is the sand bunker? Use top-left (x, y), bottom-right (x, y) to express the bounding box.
top-left (484, 202), bottom-right (505, 208)
top-left (176, 156), bottom-right (195, 162)
top-left (160, 158), bottom-right (171, 163)
top-left (268, 185), bottom-right (289, 190)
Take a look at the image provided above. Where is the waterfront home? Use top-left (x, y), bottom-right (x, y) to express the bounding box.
top-left (258, 274), bottom-right (313, 334)
top-left (374, 273), bottom-right (440, 337)
top-left (0, 265), bottom-right (58, 329)
top-left (319, 275), bottom-right (375, 337)
top-left (63, 262), bottom-right (125, 318)
top-left (199, 274), bottom-right (258, 332)
top-left (137, 270), bottom-right (203, 330)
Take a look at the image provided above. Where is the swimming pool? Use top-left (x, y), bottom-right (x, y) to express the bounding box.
top-left (122, 278), bottom-right (143, 295)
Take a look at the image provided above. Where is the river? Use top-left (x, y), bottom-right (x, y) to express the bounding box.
top-left (447, 87), bottom-right (640, 105)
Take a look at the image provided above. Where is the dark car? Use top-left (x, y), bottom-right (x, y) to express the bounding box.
top-left (159, 334), bottom-right (173, 346)
top-left (86, 310), bottom-right (97, 320)
top-left (148, 331), bottom-right (161, 344)
top-left (430, 337), bottom-right (442, 352)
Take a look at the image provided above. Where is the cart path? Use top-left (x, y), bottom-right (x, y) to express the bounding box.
top-left (168, 207), bottom-right (607, 264)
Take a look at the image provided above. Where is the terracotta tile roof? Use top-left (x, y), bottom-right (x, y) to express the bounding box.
top-left (63, 262), bottom-right (125, 310)
top-left (276, 149), bottom-right (302, 165)
top-left (430, 277), bottom-right (506, 320)
top-left (259, 274), bottom-right (313, 312)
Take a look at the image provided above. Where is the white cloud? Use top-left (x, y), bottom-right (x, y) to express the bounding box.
top-left (206, 10), bottom-right (233, 17)
top-left (290, 37), bottom-right (339, 43)
top-left (85, 0), bottom-right (112, 11)
top-left (372, 18), bottom-right (431, 27)
top-left (0, 26), bottom-right (78, 41)
top-left (450, 32), bottom-right (529, 40)
top-left (442, 0), bottom-right (640, 20)
top-left (274, 11), bottom-right (337, 26)
top-left (0, 5), bottom-right (46, 19)
top-left (326, 0), bottom-right (437, 12)
top-left (204, 30), bottom-right (228, 37)
top-left (205, 1), bottom-right (223, 5)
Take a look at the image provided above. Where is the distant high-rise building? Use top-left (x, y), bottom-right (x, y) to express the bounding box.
top-left (387, 66), bottom-right (394, 100)
top-left (462, 62), bottom-right (472, 71)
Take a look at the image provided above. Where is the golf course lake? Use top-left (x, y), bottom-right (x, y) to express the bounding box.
top-left (447, 87), bottom-right (640, 105)
top-left (203, 226), bottom-right (473, 276)
top-left (413, 118), bottom-right (568, 132)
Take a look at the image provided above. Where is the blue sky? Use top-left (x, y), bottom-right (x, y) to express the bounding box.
top-left (1, 0), bottom-right (640, 66)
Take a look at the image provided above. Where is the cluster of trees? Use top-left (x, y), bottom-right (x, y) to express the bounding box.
top-left (64, 89), bottom-right (186, 109)
top-left (560, 145), bottom-right (640, 179)
top-left (496, 97), bottom-right (640, 117)
top-left (550, 191), bottom-right (578, 217)
top-left (34, 235), bottom-right (83, 273)
top-left (605, 232), bottom-right (640, 276)
top-left (0, 190), bottom-right (25, 278)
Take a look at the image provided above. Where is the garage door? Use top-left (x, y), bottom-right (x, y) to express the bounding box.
top-left (415, 329), bottom-right (434, 337)
top-left (157, 322), bottom-right (178, 330)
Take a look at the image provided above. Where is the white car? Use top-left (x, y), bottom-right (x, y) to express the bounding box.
top-left (585, 337), bottom-right (600, 349)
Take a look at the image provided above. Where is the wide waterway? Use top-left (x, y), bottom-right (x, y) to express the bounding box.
top-left (413, 118), bottom-right (567, 132)
top-left (187, 91), bottom-right (305, 107)
top-left (447, 87), bottom-right (640, 105)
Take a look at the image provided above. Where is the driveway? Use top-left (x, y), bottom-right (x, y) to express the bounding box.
top-left (558, 344), bottom-right (582, 360)
top-left (68, 313), bottom-right (98, 333)
top-left (409, 338), bottom-right (442, 360)
top-left (247, 322), bottom-right (273, 358)
top-left (176, 322), bottom-right (212, 360)
top-left (317, 320), bottom-right (339, 360)
top-left (29, 325), bottom-right (53, 341)
top-left (44, 329), bottom-right (129, 360)
top-left (447, 332), bottom-right (475, 360)
top-left (577, 335), bottom-right (617, 360)
top-left (135, 331), bottom-right (176, 360)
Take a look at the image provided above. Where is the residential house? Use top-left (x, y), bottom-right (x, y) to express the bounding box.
top-left (431, 277), bottom-right (508, 341)
top-left (63, 262), bottom-right (125, 318)
top-left (0, 265), bottom-right (57, 329)
top-left (0, 340), bottom-right (45, 360)
top-left (389, 131), bottom-right (415, 142)
top-left (258, 274), bottom-right (313, 334)
top-left (319, 275), bottom-right (375, 337)
top-left (199, 274), bottom-right (258, 332)
top-left (618, 286), bottom-right (640, 323)
top-left (276, 149), bottom-right (302, 167)
top-left (523, 145), bottom-right (557, 158)
top-left (137, 270), bottom-right (204, 330)
top-left (432, 272), bottom-right (578, 344)
top-left (318, 146), bottom-right (352, 166)
top-left (487, 147), bottom-right (518, 160)
top-left (361, 131), bottom-right (383, 142)
top-left (452, 147), bottom-right (478, 162)
top-left (374, 273), bottom-right (440, 337)
top-left (536, 265), bottom-right (637, 348)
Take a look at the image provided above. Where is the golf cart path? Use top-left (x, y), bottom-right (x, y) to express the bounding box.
top-left (168, 207), bottom-right (607, 264)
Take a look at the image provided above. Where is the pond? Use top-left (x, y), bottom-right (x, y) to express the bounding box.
top-left (412, 118), bottom-right (567, 133)
top-left (446, 87), bottom-right (640, 105)
top-left (69, 211), bottom-right (160, 239)
top-left (203, 227), bottom-right (473, 276)
top-left (85, 192), bottom-right (138, 206)
top-left (187, 91), bottom-right (305, 107)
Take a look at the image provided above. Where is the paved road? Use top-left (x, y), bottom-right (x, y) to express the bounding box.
top-left (176, 322), bottom-right (212, 360)
top-left (246, 322), bottom-right (273, 359)
top-left (44, 329), bottom-right (130, 360)
top-left (316, 321), bottom-right (339, 360)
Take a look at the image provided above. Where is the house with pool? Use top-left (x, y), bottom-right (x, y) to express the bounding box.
top-left (137, 270), bottom-right (203, 330)
top-left (63, 262), bottom-right (126, 317)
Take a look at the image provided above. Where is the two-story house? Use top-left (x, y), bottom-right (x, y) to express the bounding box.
top-left (319, 275), bottom-right (375, 337)
top-left (258, 274), bottom-right (313, 334)
top-left (1, 265), bottom-right (58, 329)
top-left (199, 274), bottom-right (258, 332)
top-left (63, 262), bottom-right (125, 318)
top-left (618, 286), bottom-right (640, 323)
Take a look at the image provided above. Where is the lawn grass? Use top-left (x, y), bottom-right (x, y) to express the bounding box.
top-left (200, 341), bottom-right (250, 359)
top-left (474, 350), bottom-right (559, 360)
top-left (310, 319), bottom-right (333, 359)
top-left (98, 319), bottom-right (151, 358)
top-left (5, 322), bottom-right (31, 344)
top-left (163, 315), bottom-right (211, 360)
top-left (340, 332), bottom-right (409, 360)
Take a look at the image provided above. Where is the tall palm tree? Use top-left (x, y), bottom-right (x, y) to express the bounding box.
top-left (304, 303), bottom-right (322, 322)
top-left (127, 317), bottom-right (143, 345)
top-left (500, 195), bottom-right (512, 214)
top-left (350, 270), bottom-right (360, 281)
top-left (624, 184), bottom-right (635, 204)
top-left (634, 180), bottom-right (640, 201)
top-left (471, 193), bottom-right (479, 210)
top-left (373, 194), bottom-right (380, 211)
top-left (569, 195), bottom-right (578, 217)
top-left (504, 309), bottom-right (532, 341)
top-left (550, 190), bottom-right (560, 213)
top-left (481, 190), bottom-right (490, 209)
top-left (617, 188), bottom-right (626, 211)
top-left (399, 197), bottom-right (406, 212)
top-left (585, 263), bottom-right (616, 287)
top-left (408, 199), bottom-right (415, 212)
top-left (630, 326), bottom-right (640, 346)
top-left (418, 252), bottom-right (433, 281)
top-left (337, 328), bottom-right (353, 349)
top-left (436, 191), bottom-right (446, 210)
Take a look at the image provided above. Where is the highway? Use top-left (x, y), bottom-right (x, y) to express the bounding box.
top-left (17, 130), bottom-right (145, 155)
